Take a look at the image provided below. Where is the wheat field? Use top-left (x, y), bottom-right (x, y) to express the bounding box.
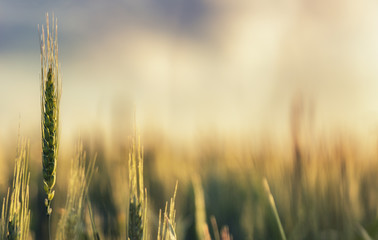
top-left (1, 9), bottom-right (378, 240)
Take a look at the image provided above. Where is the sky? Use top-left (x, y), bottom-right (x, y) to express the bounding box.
top-left (1, 0), bottom-right (378, 143)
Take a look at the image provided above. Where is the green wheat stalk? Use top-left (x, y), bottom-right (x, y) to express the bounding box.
top-left (39, 13), bottom-right (61, 216)
top-left (263, 178), bottom-right (287, 240)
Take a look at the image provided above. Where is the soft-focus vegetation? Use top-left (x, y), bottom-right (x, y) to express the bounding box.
top-left (2, 116), bottom-right (378, 240)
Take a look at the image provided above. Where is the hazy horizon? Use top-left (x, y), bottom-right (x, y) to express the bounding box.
top-left (1, 0), bottom-right (378, 143)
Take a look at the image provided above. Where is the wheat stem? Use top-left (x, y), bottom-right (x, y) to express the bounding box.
top-left (263, 178), bottom-right (287, 240)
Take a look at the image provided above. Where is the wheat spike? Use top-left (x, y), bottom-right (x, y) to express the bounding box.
top-left (157, 182), bottom-right (178, 240)
top-left (128, 130), bottom-right (148, 240)
top-left (56, 142), bottom-right (97, 240)
top-left (40, 13), bottom-right (61, 216)
top-left (0, 139), bottom-right (31, 240)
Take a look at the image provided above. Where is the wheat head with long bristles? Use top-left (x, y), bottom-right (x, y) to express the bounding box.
top-left (40, 13), bottom-right (61, 216)
top-left (0, 139), bottom-right (31, 240)
top-left (56, 142), bottom-right (97, 240)
top-left (128, 132), bottom-right (148, 240)
top-left (157, 181), bottom-right (178, 240)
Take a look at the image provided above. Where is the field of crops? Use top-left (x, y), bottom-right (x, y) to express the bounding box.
top-left (1, 10), bottom-right (378, 240)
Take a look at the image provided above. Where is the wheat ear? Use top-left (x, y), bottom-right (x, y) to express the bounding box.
top-left (0, 139), bottom-right (31, 240)
top-left (56, 142), bottom-right (97, 240)
top-left (40, 13), bottom-right (61, 216)
top-left (128, 132), bottom-right (148, 240)
top-left (157, 181), bottom-right (178, 240)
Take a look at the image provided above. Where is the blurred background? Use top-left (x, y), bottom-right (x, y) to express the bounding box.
top-left (1, 0), bottom-right (378, 239)
top-left (1, 0), bottom-right (378, 141)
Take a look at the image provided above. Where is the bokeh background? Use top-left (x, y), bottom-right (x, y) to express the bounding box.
top-left (1, 0), bottom-right (378, 140)
top-left (1, 0), bottom-right (378, 239)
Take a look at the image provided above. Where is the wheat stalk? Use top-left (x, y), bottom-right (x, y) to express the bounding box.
top-left (0, 139), bottom-right (31, 240)
top-left (39, 13), bottom-right (61, 216)
top-left (0, 188), bottom-right (10, 239)
top-left (157, 181), bottom-right (178, 240)
top-left (56, 142), bottom-right (97, 240)
top-left (128, 131), bottom-right (148, 240)
top-left (263, 178), bottom-right (287, 240)
top-left (192, 175), bottom-right (207, 240)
